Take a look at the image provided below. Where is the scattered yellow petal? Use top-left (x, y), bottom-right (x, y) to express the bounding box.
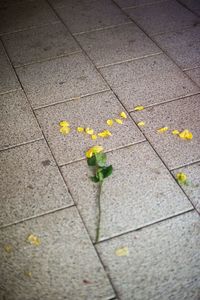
top-left (137, 121), bottom-right (145, 127)
top-left (59, 120), bottom-right (69, 127)
top-left (120, 111), bottom-right (127, 119)
top-left (115, 246), bottom-right (129, 257)
top-left (85, 128), bottom-right (94, 135)
top-left (157, 127), bottom-right (169, 133)
top-left (98, 130), bottom-right (112, 138)
top-left (60, 126), bottom-right (71, 135)
top-left (179, 129), bottom-right (193, 140)
top-left (24, 271), bottom-right (32, 278)
top-left (134, 106), bottom-right (144, 111)
top-left (91, 134), bottom-right (97, 140)
top-left (26, 234), bottom-right (41, 246)
top-left (77, 127), bottom-right (84, 133)
top-left (106, 119), bottom-right (114, 126)
top-left (114, 118), bottom-right (123, 125)
top-left (4, 244), bottom-right (12, 253)
top-left (176, 172), bottom-right (187, 184)
top-left (172, 130), bottom-right (180, 135)
top-left (85, 145), bottom-right (103, 158)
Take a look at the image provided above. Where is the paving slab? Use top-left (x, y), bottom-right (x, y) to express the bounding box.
top-left (35, 91), bottom-right (144, 165)
top-left (130, 94), bottom-right (200, 170)
top-left (153, 26), bottom-right (200, 70)
top-left (0, 140), bottom-right (73, 228)
top-left (0, 41), bottom-right (20, 94)
top-left (2, 23), bottom-right (81, 67)
top-left (0, 207), bottom-right (114, 300)
top-left (125, 0), bottom-right (199, 36)
top-left (0, 0), bottom-right (58, 35)
top-left (55, 0), bottom-right (130, 34)
top-left (185, 67), bottom-right (200, 86)
top-left (16, 53), bottom-right (108, 109)
top-left (96, 211), bottom-right (200, 300)
top-left (76, 23), bottom-right (161, 67)
top-left (61, 142), bottom-right (192, 242)
top-left (172, 162), bottom-right (200, 213)
top-left (101, 54), bottom-right (199, 111)
top-left (113, 0), bottom-right (165, 8)
top-left (0, 90), bottom-right (42, 150)
top-left (178, 0), bottom-right (200, 11)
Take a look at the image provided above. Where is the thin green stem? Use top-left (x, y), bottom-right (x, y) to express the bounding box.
top-left (95, 180), bottom-right (103, 243)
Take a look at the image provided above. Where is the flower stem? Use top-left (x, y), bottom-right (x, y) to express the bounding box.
top-left (95, 180), bottom-right (103, 243)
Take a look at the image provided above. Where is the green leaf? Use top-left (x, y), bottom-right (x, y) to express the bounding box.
top-left (96, 168), bottom-right (104, 182)
top-left (95, 152), bottom-right (107, 167)
top-left (87, 155), bottom-right (96, 166)
top-left (101, 165), bottom-right (113, 179)
top-left (90, 176), bottom-right (99, 183)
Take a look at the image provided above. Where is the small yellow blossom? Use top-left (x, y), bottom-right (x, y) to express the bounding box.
top-left (157, 127), bottom-right (169, 133)
top-left (114, 118), bottom-right (123, 124)
top-left (77, 127), bottom-right (84, 133)
top-left (4, 244), bottom-right (12, 253)
top-left (85, 145), bottom-right (103, 158)
top-left (24, 271), bottom-right (32, 278)
top-left (26, 234), bottom-right (41, 246)
top-left (60, 126), bottom-right (70, 135)
top-left (115, 246), bottom-right (129, 257)
top-left (179, 129), bottom-right (193, 140)
top-left (176, 172), bottom-right (187, 184)
top-left (98, 130), bottom-right (112, 138)
top-left (172, 130), bottom-right (180, 135)
top-left (106, 119), bottom-right (114, 126)
top-left (134, 106), bottom-right (144, 111)
top-left (59, 120), bottom-right (69, 127)
top-left (137, 121), bottom-right (145, 127)
top-left (120, 112), bottom-right (127, 119)
top-left (91, 134), bottom-right (97, 140)
top-left (85, 128), bottom-right (94, 135)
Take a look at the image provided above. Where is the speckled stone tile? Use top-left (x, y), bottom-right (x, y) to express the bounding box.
top-left (153, 26), bottom-right (200, 70)
top-left (35, 91), bottom-right (144, 165)
top-left (61, 142), bottom-right (192, 242)
top-left (186, 67), bottom-right (200, 86)
top-left (125, 0), bottom-right (199, 36)
top-left (0, 140), bottom-right (73, 228)
top-left (55, 0), bottom-right (130, 34)
top-left (101, 54), bottom-right (199, 111)
top-left (178, 0), bottom-right (200, 11)
top-left (172, 163), bottom-right (200, 213)
top-left (96, 211), bottom-right (200, 300)
top-left (0, 0), bottom-right (58, 35)
top-left (2, 23), bottom-right (81, 67)
top-left (113, 0), bottom-right (165, 9)
top-left (130, 94), bottom-right (200, 170)
top-left (0, 41), bottom-right (20, 94)
top-left (76, 23), bottom-right (161, 67)
top-left (0, 207), bottom-right (114, 300)
top-left (0, 91), bottom-right (42, 150)
top-left (16, 53), bottom-right (108, 109)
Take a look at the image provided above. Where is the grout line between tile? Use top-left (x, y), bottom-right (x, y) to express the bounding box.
top-left (0, 87), bottom-right (22, 96)
top-left (170, 159), bottom-right (200, 171)
top-left (119, 0), bottom-right (169, 10)
top-left (0, 137), bottom-right (44, 152)
top-left (183, 66), bottom-right (200, 72)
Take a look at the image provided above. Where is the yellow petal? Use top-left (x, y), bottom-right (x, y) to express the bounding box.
top-left (98, 130), bottom-right (112, 138)
top-left (134, 106), bottom-right (144, 111)
top-left (77, 127), bottom-right (84, 133)
top-left (85, 145), bottom-right (103, 158)
top-left (4, 244), bottom-right (12, 253)
top-left (137, 121), bottom-right (145, 127)
top-left (176, 172), bottom-right (187, 184)
top-left (172, 130), bottom-right (180, 135)
top-left (114, 118), bottom-right (123, 125)
top-left (26, 234), bottom-right (41, 246)
top-left (120, 112), bottom-right (127, 119)
top-left (59, 120), bottom-right (69, 127)
top-left (157, 127), bottom-right (169, 133)
top-left (85, 128), bottom-right (94, 135)
top-left (179, 129), bottom-right (193, 140)
top-left (115, 246), bottom-right (129, 257)
top-left (60, 126), bottom-right (70, 135)
top-left (106, 119), bottom-right (114, 126)
top-left (91, 134), bottom-right (97, 140)
top-left (24, 271), bottom-right (32, 278)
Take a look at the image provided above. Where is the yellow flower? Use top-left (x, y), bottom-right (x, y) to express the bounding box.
top-left (176, 172), bottom-right (187, 184)
top-left (137, 121), bottom-right (145, 127)
top-left (60, 126), bottom-right (70, 135)
top-left (85, 128), bottom-right (94, 135)
top-left (26, 234), bottom-right (41, 246)
top-left (120, 112), bottom-right (127, 119)
top-left (157, 127), bottom-right (169, 133)
top-left (106, 119), bottom-right (114, 126)
top-left (77, 127), bottom-right (84, 133)
top-left (85, 145), bottom-right (103, 158)
top-left (91, 134), bottom-right (97, 140)
top-left (115, 246), bottom-right (129, 257)
top-left (134, 106), bottom-right (144, 111)
top-left (4, 244), bottom-right (12, 253)
top-left (179, 129), bottom-right (193, 140)
top-left (172, 130), bottom-right (180, 135)
top-left (114, 118), bottom-right (123, 125)
top-left (59, 120), bottom-right (69, 127)
top-left (98, 130), bottom-right (112, 138)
